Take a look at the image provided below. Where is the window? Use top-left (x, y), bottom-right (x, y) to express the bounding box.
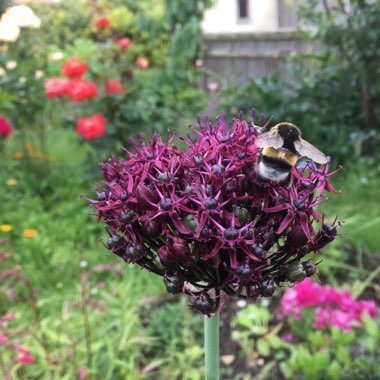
top-left (238, 0), bottom-right (249, 20)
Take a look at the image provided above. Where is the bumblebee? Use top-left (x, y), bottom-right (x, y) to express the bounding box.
top-left (255, 122), bottom-right (328, 185)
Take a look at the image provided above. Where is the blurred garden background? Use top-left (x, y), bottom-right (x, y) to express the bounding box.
top-left (0, 0), bottom-right (379, 379)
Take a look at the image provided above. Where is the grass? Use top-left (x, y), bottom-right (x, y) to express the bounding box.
top-left (325, 160), bottom-right (380, 253)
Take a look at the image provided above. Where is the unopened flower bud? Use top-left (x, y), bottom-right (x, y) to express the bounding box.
top-left (313, 223), bottom-right (337, 250)
top-left (235, 263), bottom-right (253, 280)
top-left (200, 227), bottom-right (211, 240)
top-left (293, 199), bottom-right (306, 211)
top-left (172, 237), bottom-right (191, 263)
top-left (224, 228), bottom-right (238, 241)
top-left (303, 261), bottom-right (317, 277)
top-left (195, 156), bottom-right (203, 166)
top-left (184, 185), bottom-right (193, 194)
top-left (287, 261), bottom-right (306, 282)
top-left (235, 206), bottom-right (250, 223)
top-left (157, 172), bottom-right (169, 182)
top-left (286, 225), bottom-right (308, 248)
top-left (204, 198), bottom-right (218, 210)
top-left (126, 244), bottom-right (144, 258)
top-left (258, 279), bottom-right (275, 297)
top-left (225, 181), bottom-right (235, 193)
top-left (98, 192), bottom-right (107, 201)
top-left (301, 180), bottom-right (313, 189)
top-left (183, 215), bottom-right (197, 231)
top-left (160, 198), bottom-right (172, 211)
top-left (192, 292), bottom-right (214, 314)
top-left (136, 183), bottom-right (159, 206)
top-left (106, 235), bottom-right (122, 249)
top-left (164, 273), bottom-right (183, 294)
top-left (120, 192), bottom-right (128, 201)
top-left (218, 135), bottom-right (229, 143)
top-left (249, 244), bottom-right (266, 258)
top-left (158, 246), bottom-right (178, 268)
top-left (120, 210), bottom-right (135, 224)
top-left (143, 220), bottom-right (161, 237)
top-left (211, 164), bottom-right (225, 174)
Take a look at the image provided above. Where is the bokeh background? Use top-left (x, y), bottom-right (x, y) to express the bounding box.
top-left (0, 0), bottom-right (379, 379)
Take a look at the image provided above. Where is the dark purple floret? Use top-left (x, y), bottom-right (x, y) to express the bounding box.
top-left (258, 279), bottom-right (275, 297)
top-left (235, 263), bottom-right (253, 280)
top-left (165, 273), bottom-right (184, 294)
top-left (86, 112), bottom-right (342, 314)
top-left (192, 292), bottom-right (215, 315)
top-left (303, 261), bottom-right (318, 277)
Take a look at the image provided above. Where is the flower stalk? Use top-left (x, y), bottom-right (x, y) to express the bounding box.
top-left (204, 312), bottom-right (220, 380)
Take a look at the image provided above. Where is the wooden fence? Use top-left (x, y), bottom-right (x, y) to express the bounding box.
top-left (203, 31), bottom-right (317, 85)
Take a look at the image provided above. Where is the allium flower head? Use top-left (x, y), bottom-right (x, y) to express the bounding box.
top-left (87, 112), bottom-right (341, 314)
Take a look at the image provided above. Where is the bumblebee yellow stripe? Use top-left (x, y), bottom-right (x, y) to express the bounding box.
top-left (262, 147), bottom-right (298, 166)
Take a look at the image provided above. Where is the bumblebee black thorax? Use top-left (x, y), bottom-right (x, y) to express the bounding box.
top-left (277, 123), bottom-right (300, 153)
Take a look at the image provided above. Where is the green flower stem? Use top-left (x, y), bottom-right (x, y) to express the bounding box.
top-left (204, 311), bottom-right (220, 380)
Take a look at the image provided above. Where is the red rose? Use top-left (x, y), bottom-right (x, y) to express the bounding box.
top-left (66, 80), bottom-right (98, 103)
top-left (62, 57), bottom-right (88, 78)
top-left (0, 117), bottom-right (13, 137)
top-left (95, 16), bottom-right (111, 30)
top-left (44, 77), bottom-right (69, 98)
top-left (115, 37), bottom-right (131, 49)
top-left (136, 57), bottom-right (149, 70)
top-left (104, 79), bottom-right (123, 96)
top-left (76, 114), bottom-right (106, 140)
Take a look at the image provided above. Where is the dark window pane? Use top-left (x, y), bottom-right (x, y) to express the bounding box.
top-left (238, 0), bottom-right (249, 19)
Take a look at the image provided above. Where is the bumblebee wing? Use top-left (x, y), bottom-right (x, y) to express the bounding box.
top-left (294, 139), bottom-right (328, 164)
top-left (255, 129), bottom-right (283, 149)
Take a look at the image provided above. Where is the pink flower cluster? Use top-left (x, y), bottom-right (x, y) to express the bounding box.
top-left (0, 117), bottom-right (13, 137)
top-left (0, 329), bottom-right (35, 371)
top-left (279, 278), bottom-right (377, 331)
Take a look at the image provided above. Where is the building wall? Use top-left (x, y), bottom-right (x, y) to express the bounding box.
top-left (204, 31), bottom-right (317, 85)
top-left (202, 0), bottom-right (303, 84)
top-left (201, 0), bottom-right (279, 34)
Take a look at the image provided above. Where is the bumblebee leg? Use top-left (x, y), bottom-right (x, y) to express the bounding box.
top-left (283, 174), bottom-right (292, 187)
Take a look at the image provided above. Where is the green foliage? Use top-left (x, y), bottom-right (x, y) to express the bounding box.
top-left (232, 303), bottom-right (290, 360)
top-left (32, 0), bottom-right (92, 47)
top-left (2, 0), bottom-right (211, 163)
top-left (319, 159), bottom-right (380, 262)
top-left (280, 319), bottom-right (380, 380)
top-left (220, 0), bottom-right (380, 164)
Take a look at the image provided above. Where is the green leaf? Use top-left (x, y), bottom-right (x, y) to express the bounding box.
top-left (257, 340), bottom-right (270, 357)
top-left (328, 360), bottom-right (343, 379)
top-left (336, 346), bottom-right (351, 365)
